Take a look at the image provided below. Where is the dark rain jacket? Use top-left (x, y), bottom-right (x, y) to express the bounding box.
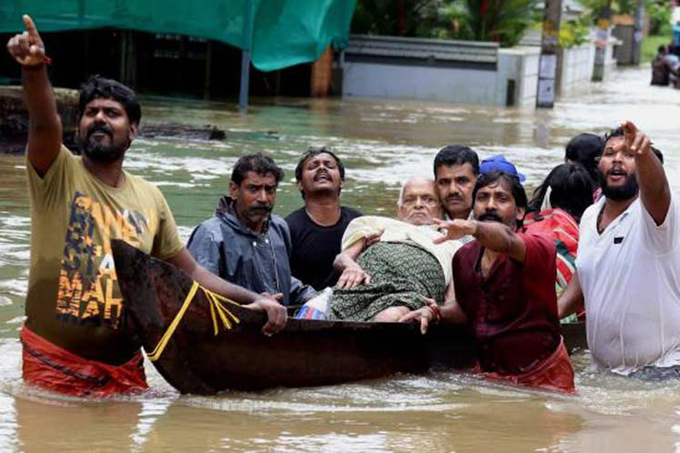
top-left (187, 196), bottom-right (316, 306)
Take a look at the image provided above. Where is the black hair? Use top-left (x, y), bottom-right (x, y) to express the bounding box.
top-left (528, 163), bottom-right (594, 222)
top-left (565, 133), bottom-right (604, 185)
top-left (294, 146), bottom-right (345, 182)
top-left (231, 153), bottom-right (284, 185)
top-left (79, 75), bottom-right (141, 125)
top-left (659, 45), bottom-right (667, 54)
top-left (472, 171), bottom-right (527, 228)
top-left (433, 145), bottom-right (480, 177)
top-left (603, 127), bottom-right (664, 164)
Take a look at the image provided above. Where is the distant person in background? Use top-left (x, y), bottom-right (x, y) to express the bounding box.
top-left (652, 45), bottom-right (673, 86)
top-left (564, 133), bottom-right (604, 188)
top-left (525, 163), bottom-right (594, 320)
top-left (285, 147), bottom-right (362, 290)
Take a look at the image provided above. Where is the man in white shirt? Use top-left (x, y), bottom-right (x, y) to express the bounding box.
top-left (558, 121), bottom-right (680, 376)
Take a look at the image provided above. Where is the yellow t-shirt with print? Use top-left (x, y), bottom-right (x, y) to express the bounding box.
top-left (25, 146), bottom-right (183, 365)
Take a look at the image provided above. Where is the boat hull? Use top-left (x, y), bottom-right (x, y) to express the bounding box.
top-left (112, 240), bottom-right (585, 395)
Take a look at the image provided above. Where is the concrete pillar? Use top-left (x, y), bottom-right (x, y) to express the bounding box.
top-left (536, 0), bottom-right (562, 108)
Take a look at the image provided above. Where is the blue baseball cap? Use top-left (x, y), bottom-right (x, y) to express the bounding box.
top-left (479, 155), bottom-right (526, 182)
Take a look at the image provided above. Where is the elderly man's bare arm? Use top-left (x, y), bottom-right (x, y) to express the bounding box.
top-left (6, 15), bottom-right (62, 176)
top-left (334, 239), bottom-right (371, 289)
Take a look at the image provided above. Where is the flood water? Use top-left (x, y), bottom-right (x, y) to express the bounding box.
top-left (2, 67), bottom-right (680, 452)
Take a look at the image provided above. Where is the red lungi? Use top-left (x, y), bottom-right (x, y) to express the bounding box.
top-left (479, 338), bottom-right (576, 394)
top-left (20, 326), bottom-right (148, 397)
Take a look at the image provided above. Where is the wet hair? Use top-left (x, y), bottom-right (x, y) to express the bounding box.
top-left (433, 145), bottom-right (480, 177)
top-left (472, 171), bottom-right (527, 228)
top-left (528, 163), bottom-right (594, 222)
top-left (79, 75), bottom-right (141, 125)
top-left (603, 127), bottom-right (664, 163)
top-left (565, 133), bottom-right (604, 185)
top-left (231, 153), bottom-right (284, 186)
top-left (294, 146), bottom-right (345, 182)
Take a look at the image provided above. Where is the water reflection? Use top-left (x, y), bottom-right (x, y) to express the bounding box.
top-left (0, 67), bottom-right (680, 451)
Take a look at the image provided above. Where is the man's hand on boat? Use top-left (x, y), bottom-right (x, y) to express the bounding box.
top-left (246, 294), bottom-right (287, 335)
top-left (398, 298), bottom-right (438, 335)
top-left (335, 263), bottom-right (371, 289)
top-left (6, 15), bottom-right (47, 67)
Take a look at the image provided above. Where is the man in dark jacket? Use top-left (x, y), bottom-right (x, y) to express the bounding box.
top-left (188, 153), bottom-right (316, 306)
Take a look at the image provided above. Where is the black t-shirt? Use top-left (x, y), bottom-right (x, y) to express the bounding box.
top-left (285, 206), bottom-right (363, 290)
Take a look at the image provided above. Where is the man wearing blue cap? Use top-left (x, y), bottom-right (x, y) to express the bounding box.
top-left (479, 155), bottom-right (527, 182)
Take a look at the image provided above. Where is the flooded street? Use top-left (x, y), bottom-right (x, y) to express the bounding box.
top-left (1, 66), bottom-right (680, 452)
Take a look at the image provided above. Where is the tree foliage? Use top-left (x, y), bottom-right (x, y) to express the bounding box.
top-left (352, 0), bottom-right (542, 47)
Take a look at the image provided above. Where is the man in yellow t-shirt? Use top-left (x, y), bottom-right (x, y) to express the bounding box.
top-left (7, 15), bottom-right (286, 397)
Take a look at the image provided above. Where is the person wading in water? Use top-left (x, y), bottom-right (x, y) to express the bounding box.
top-left (6, 15), bottom-right (285, 397)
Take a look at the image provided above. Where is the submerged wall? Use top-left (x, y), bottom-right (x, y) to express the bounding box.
top-left (341, 35), bottom-right (540, 107)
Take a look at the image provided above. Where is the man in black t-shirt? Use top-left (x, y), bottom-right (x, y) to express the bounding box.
top-left (286, 147), bottom-right (362, 290)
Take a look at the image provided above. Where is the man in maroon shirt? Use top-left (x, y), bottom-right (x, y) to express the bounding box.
top-left (401, 171), bottom-right (575, 393)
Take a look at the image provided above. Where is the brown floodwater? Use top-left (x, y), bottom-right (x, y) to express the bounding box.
top-left (1, 67), bottom-right (680, 452)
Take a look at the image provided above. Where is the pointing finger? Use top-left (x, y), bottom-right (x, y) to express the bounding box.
top-left (23, 15), bottom-right (40, 39)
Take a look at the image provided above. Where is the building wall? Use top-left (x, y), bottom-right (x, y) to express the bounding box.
top-left (342, 62), bottom-right (498, 105)
top-left (497, 47), bottom-right (541, 106)
top-left (560, 43), bottom-right (596, 96)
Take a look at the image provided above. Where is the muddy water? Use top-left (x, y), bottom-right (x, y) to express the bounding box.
top-left (1, 67), bottom-right (680, 452)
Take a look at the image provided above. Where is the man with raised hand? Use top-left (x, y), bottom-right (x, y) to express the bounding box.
top-left (559, 121), bottom-right (680, 379)
top-left (401, 172), bottom-right (575, 394)
top-left (7, 15), bottom-right (285, 397)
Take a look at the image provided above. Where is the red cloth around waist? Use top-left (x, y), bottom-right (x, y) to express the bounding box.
top-left (20, 326), bottom-right (148, 397)
top-left (478, 337), bottom-right (576, 394)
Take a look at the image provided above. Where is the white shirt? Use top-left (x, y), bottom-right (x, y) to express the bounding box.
top-left (577, 195), bottom-right (680, 374)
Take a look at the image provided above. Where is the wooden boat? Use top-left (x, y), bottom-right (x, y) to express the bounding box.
top-left (112, 240), bottom-right (587, 395)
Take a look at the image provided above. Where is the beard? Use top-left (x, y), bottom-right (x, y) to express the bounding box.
top-left (598, 170), bottom-right (639, 201)
top-left (79, 125), bottom-right (130, 164)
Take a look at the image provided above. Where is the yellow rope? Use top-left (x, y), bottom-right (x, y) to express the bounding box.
top-left (146, 281), bottom-right (241, 362)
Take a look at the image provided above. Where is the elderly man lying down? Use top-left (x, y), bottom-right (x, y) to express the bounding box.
top-left (297, 177), bottom-right (464, 322)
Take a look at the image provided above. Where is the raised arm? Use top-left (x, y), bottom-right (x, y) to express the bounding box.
top-left (166, 248), bottom-right (287, 335)
top-left (6, 15), bottom-right (62, 176)
top-left (434, 218), bottom-right (526, 262)
top-left (623, 121), bottom-right (671, 225)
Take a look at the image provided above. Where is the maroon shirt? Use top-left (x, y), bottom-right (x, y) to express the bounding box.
top-left (453, 232), bottom-right (560, 375)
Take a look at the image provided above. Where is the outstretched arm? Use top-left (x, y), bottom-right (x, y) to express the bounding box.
top-left (6, 15), bottom-right (62, 176)
top-left (623, 121), bottom-right (671, 225)
top-left (166, 248), bottom-right (287, 335)
top-left (434, 218), bottom-right (526, 262)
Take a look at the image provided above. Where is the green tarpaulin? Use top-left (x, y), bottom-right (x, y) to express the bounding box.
top-left (0, 0), bottom-right (357, 71)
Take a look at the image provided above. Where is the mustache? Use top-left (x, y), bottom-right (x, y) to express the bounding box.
top-left (446, 193), bottom-right (463, 202)
top-left (87, 124), bottom-right (114, 140)
top-left (477, 210), bottom-right (503, 223)
top-left (246, 204), bottom-right (273, 214)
